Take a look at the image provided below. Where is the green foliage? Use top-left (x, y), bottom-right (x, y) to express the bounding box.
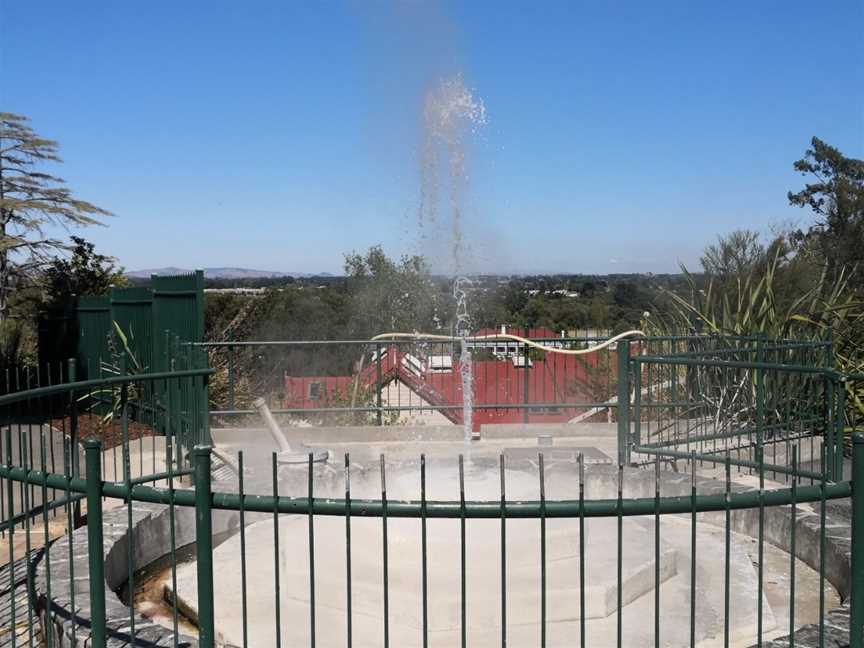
top-left (788, 137), bottom-right (864, 285)
top-left (204, 292), bottom-right (252, 341)
top-left (611, 282), bottom-right (652, 329)
top-left (0, 319), bottom-right (36, 369)
top-left (653, 222), bottom-right (864, 449)
top-left (103, 320), bottom-right (146, 375)
top-left (343, 246), bottom-right (444, 338)
top-left (44, 236), bottom-right (126, 308)
top-left (656, 248), bottom-right (860, 339)
top-left (83, 321), bottom-right (147, 427)
top-left (700, 230), bottom-right (764, 279)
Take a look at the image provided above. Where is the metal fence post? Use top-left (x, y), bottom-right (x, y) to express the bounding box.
top-left (199, 345), bottom-right (211, 446)
top-left (228, 344), bottom-right (236, 411)
top-left (824, 327), bottom-right (835, 481)
top-left (826, 375), bottom-right (836, 482)
top-left (851, 433), bottom-right (864, 648)
top-left (69, 358), bottom-right (83, 525)
top-left (523, 342), bottom-right (530, 424)
top-left (633, 359), bottom-right (642, 454)
top-left (756, 336), bottom-right (765, 468)
top-left (67, 358), bottom-right (78, 473)
top-left (376, 343), bottom-right (383, 426)
top-left (837, 377), bottom-right (847, 480)
top-left (824, 325), bottom-right (835, 370)
top-left (616, 339), bottom-right (630, 466)
top-left (85, 439), bottom-right (107, 648)
top-left (193, 445), bottom-right (215, 648)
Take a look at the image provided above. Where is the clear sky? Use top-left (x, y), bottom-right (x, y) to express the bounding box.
top-left (1, 1), bottom-right (861, 275)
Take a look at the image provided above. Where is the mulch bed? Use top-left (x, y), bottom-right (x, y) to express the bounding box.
top-left (50, 415), bottom-right (157, 450)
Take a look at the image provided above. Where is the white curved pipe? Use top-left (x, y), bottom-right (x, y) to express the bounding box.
top-left (371, 329), bottom-right (645, 355)
top-left (253, 397), bottom-right (293, 454)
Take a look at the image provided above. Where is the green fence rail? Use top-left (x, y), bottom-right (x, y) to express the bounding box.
top-left (200, 334), bottom-right (831, 437)
top-left (628, 348), bottom-right (848, 481)
top-left (0, 335), bottom-right (861, 648)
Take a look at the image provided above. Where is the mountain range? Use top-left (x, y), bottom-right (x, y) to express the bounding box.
top-left (125, 267), bottom-right (334, 279)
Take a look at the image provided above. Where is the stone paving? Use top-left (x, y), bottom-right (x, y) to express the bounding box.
top-left (0, 551), bottom-right (43, 648)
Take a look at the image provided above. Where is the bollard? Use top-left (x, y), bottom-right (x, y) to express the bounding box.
top-left (851, 433), bottom-right (864, 648)
top-left (193, 446), bottom-right (216, 648)
top-left (84, 440), bottom-right (106, 648)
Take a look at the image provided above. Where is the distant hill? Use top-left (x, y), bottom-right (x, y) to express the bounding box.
top-left (126, 267), bottom-right (334, 279)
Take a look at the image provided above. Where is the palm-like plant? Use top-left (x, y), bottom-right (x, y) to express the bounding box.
top-left (650, 249), bottom-right (863, 450)
top-left (658, 248), bottom-right (859, 339)
top-left (81, 321), bottom-right (147, 427)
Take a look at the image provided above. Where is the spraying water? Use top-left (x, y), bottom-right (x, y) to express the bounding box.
top-left (419, 74), bottom-right (486, 442)
top-left (419, 73), bottom-right (487, 271)
top-left (453, 276), bottom-right (473, 439)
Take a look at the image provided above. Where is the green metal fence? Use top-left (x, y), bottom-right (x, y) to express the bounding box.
top-left (202, 335), bottom-right (626, 427)
top-left (0, 335), bottom-right (861, 648)
top-left (32, 270), bottom-right (209, 444)
top-left (627, 350), bottom-right (844, 481)
top-left (201, 334), bottom-right (831, 433)
top-left (38, 270), bottom-right (206, 381)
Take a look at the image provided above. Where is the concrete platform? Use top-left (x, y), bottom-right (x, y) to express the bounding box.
top-left (166, 509), bottom-right (790, 647)
top-left (29, 419), bottom-right (849, 648)
top-left (503, 446), bottom-right (613, 465)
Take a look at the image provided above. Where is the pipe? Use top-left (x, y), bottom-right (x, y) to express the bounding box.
top-left (253, 397), bottom-right (293, 454)
top-left (253, 397), bottom-right (330, 464)
top-left (370, 329), bottom-right (646, 355)
top-left (212, 446), bottom-right (240, 476)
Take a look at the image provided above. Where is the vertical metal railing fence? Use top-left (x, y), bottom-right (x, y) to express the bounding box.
top-left (0, 336), bottom-right (861, 648)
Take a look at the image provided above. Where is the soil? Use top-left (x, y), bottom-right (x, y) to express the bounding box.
top-left (50, 415), bottom-right (156, 450)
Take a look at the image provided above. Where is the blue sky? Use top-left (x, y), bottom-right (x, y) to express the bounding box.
top-left (1, 1), bottom-right (861, 274)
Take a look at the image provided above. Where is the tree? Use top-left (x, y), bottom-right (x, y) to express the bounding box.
top-left (700, 230), bottom-right (766, 280)
top-left (0, 112), bottom-right (111, 319)
top-left (788, 137), bottom-right (864, 283)
top-left (43, 236), bottom-right (126, 308)
top-left (611, 281), bottom-right (651, 330)
top-left (343, 246), bottom-right (443, 338)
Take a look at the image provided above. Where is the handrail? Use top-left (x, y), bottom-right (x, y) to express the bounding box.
top-left (634, 354), bottom-right (842, 377)
top-left (192, 337), bottom-right (619, 346)
top-left (0, 461), bottom-right (851, 518)
top-left (192, 334), bottom-right (828, 347)
top-left (661, 341), bottom-right (832, 358)
top-left (0, 367), bottom-right (214, 407)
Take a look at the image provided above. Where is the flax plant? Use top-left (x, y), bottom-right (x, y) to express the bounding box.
top-left (650, 249), bottom-right (863, 449)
